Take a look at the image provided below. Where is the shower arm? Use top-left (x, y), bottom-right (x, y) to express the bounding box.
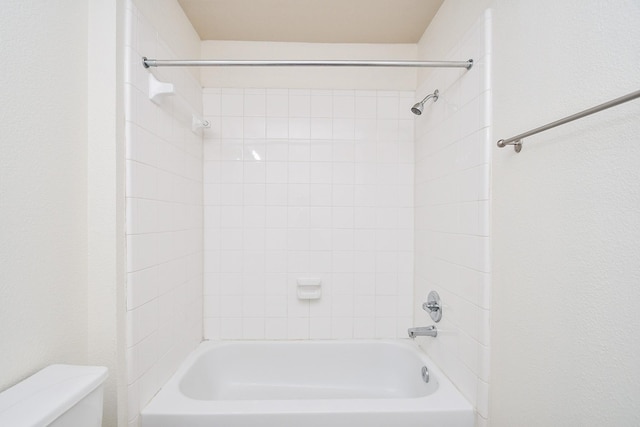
top-left (418, 90), bottom-right (439, 105)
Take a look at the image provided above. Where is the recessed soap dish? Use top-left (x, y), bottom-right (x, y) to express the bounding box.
top-left (297, 278), bottom-right (322, 300)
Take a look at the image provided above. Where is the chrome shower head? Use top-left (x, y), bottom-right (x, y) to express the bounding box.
top-left (411, 102), bottom-right (424, 115)
top-left (411, 89), bottom-right (439, 116)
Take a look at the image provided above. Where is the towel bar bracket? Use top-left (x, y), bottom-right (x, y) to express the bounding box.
top-left (497, 139), bottom-right (522, 153)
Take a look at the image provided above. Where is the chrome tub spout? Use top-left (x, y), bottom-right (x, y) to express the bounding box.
top-left (408, 325), bottom-right (438, 339)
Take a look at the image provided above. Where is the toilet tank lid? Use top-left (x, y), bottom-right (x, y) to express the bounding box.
top-left (0, 364), bottom-right (108, 426)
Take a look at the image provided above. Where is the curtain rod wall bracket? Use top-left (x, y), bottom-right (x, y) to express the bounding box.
top-left (497, 139), bottom-right (523, 153)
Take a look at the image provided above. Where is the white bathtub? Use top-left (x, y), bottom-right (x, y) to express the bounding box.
top-left (141, 340), bottom-right (473, 427)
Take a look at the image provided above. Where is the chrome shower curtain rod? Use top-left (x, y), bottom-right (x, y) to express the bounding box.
top-left (142, 57), bottom-right (474, 69)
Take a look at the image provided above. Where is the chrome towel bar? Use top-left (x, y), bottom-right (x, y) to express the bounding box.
top-left (498, 88), bottom-right (640, 153)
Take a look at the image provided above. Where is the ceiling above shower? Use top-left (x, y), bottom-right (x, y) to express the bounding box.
top-left (177, 0), bottom-right (444, 44)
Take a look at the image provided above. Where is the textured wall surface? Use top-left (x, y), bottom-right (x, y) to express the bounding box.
top-left (490, 0), bottom-right (640, 425)
top-left (0, 0), bottom-right (89, 392)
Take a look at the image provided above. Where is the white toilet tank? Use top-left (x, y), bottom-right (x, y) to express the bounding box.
top-left (0, 364), bottom-right (108, 427)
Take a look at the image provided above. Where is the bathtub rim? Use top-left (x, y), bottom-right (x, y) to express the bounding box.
top-left (141, 339), bottom-right (473, 417)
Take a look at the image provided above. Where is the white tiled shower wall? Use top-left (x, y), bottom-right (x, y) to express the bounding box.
top-left (124, 1), bottom-right (203, 425)
top-left (413, 11), bottom-right (492, 425)
top-left (202, 89), bottom-right (415, 340)
top-left (123, 0), bottom-right (490, 423)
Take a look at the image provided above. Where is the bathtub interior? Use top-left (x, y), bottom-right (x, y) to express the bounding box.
top-left (178, 341), bottom-right (438, 400)
top-left (141, 340), bottom-right (474, 427)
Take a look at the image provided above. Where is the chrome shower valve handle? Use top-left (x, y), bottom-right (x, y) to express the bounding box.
top-left (422, 291), bottom-right (442, 322)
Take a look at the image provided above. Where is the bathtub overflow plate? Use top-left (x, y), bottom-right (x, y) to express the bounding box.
top-left (421, 366), bottom-right (430, 383)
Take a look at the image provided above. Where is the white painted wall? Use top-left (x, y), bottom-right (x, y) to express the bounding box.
top-left (87, 1), bottom-right (127, 425)
top-left (200, 41), bottom-right (417, 90)
top-left (0, 0), bottom-right (89, 391)
top-left (124, 1), bottom-right (203, 425)
top-left (490, 0), bottom-right (640, 425)
top-left (413, 9), bottom-right (492, 426)
top-left (1, 2), bottom-right (126, 424)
